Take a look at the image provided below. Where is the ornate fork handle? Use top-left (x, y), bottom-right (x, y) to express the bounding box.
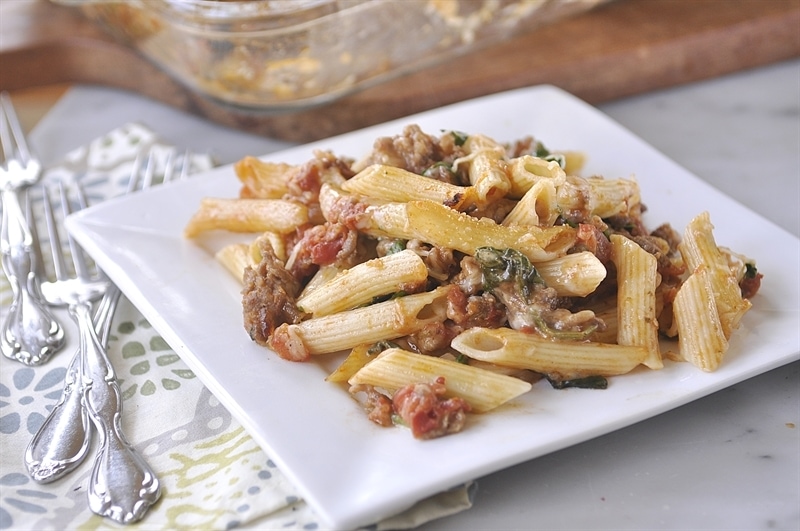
top-left (24, 349), bottom-right (91, 482)
top-left (25, 288), bottom-right (120, 483)
top-left (72, 299), bottom-right (161, 524)
top-left (0, 187), bottom-right (65, 365)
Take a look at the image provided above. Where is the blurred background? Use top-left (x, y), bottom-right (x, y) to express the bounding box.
top-left (2, 0), bottom-right (798, 139)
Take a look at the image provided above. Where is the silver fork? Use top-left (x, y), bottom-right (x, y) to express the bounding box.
top-left (0, 91), bottom-right (65, 365)
top-left (24, 146), bottom-right (192, 515)
top-left (24, 146), bottom-right (193, 485)
top-left (24, 182), bottom-right (121, 484)
top-left (25, 275), bottom-right (120, 483)
top-left (36, 182), bottom-right (160, 524)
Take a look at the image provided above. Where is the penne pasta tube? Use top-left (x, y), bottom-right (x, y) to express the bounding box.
top-left (678, 212), bottom-right (751, 338)
top-left (534, 251), bottom-right (607, 297)
top-left (580, 298), bottom-right (618, 344)
top-left (362, 200), bottom-right (577, 262)
top-left (342, 164), bottom-right (472, 209)
top-left (584, 177), bottom-right (641, 219)
top-left (562, 150), bottom-right (586, 176)
top-left (249, 231), bottom-right (287, 263)
top-left (299, 264), bottom-right (341, 299)
top-left (274, 286), bottom-right (452, 358)
top-left (451, 327), bottom-right (648, 380)
top-left (215, 243), bottom-right (250, 283)
top-left (458, 135), bottom-right (511, 204)
top-left (184, 198), bottom-right (308, 237)
top-left (556, 175), bottom-right (640, 220)
top-left (506, 155), bottom-right (566, 198)
top-left (611, 235), bottom-right (662, 369)
top-left (672, 266), bottom-right (728, 372)
top-left (502, 179), bottom-right (559, 227)
top-left (326, 344), bottom-right (373, 383)
top-left (235, 156), bottom-right (293, 199)
top-left (296, 249), bottom-right (429, 316)
top-left (348, 347), bottom-right (532, 413)
top-left (679, 212), bottom-right (722, 271)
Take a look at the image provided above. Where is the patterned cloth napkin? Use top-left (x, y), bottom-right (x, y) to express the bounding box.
top-left (0, 123), bottom-right (474, 530)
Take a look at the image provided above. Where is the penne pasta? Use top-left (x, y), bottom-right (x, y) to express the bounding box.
top-left (556, 175), bottom-right (640, 220)
top-left (506, 155), bottom-right (566, 199)
top-left (234, 156), bottom-right (293, 199)
top-left (611, 234), bottom-right (662, 370)
top-left (672, 266), bottom-right (728, 371)
top-left (362, 199), bottom-right (577, 262)
top-left (457, 134), bottom-right (511, 204)
top-left (579, 298), bottom-right (618, 344)
top-left (502, 179), bottom-right (559, 227)
top-left (534, 251), bottom-right (607, 297)
top-left (184, 198), bottom-right (308, 237)
top-left (299, 264), bottom-right (341, 300)
top-left (272, 286), bottom-right (452, 358)
top-left (342, 164), bottom-right (472, 209)
top-left (348, 347), bottom-right (532, 413)
top-left (451, 326), bottom-right (648, 380)
top-left (678, 212), bottom-right (751, 338)
top-left (326, 344), bottom-right (373, 384)
top-left (296, 249), bottom-right (429, 316)
top-left (561, 150), bottom-right (586, 176)
top-left (583, 176), bottom-right (641, 219)
top-left (249, 231), bottom-right (287, 263)
top-left (215, 243), bottom-right (251, 283)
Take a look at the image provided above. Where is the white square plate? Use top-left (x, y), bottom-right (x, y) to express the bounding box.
top-left (67, 85), bottom-right (800, 530)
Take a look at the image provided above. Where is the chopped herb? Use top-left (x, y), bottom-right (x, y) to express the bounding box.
top-left (556, 215), bottom-right (578, 228)
top-left (533, 314), bottom-right (599, 341)
top-left (367, 340), bottom-right (400, 355)
top-left (745, 263), bottom-right (759, 278)
top-left (370, 290), bottom-right (408, 305)
top-left (547, 375), bottom-right (608, 389)
top-left (452, 131), bottom-right (469, 146)
top-left (534, 141), bottom-right (566, 169)
top-left (385, 239), bottom-right (407, 255)
top-left (475, 246), bottom-right (598, 341)
top-left (474, 247), bottom-right (543, 299)
top-left (423, 161), bottom-right (455, 178)
top-left (543, 153), bottom-right (566, 169)
top-left (535, 141), bottom-right (550, 158)
top-left (455, 354), bottom-right (470, 364)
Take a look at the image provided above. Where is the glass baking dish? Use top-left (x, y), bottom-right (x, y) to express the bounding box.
top-left (53, 0), bottom-right (607, 110)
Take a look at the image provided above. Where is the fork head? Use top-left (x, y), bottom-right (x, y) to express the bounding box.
top-left (37, 182), bottom-right (110, 310)
top-left (0, 92), bottom-right (42, 191)
top-left (126, 147), bottom-right (192, 194)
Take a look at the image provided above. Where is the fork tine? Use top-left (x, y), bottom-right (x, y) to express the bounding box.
top-left (127, 146), bottom-right (193, 192)
top-left (57, 182), bottom-right (92, 280)
top-left (0, 92), bottom-right (31, 164)
top-left (0, 95), bottom-right (10, 162)
top-left (161, 148), bottom-right (176, 184)
top-left (73, 179), bottom-right (89, 211)
top-left (179, 149), bottom-right (192, 181)
top-left (23, 188), bottom-right (46, 280)
top-left (142, 149), bottom-right (157, 190)
top-left (41, 185), bottom-right (68, 281)
top-left (0, 93), bottom-right (15, 162)
top-left (125, 152), bottom-right (144, 195)
top-left (162, 148), bottom-right (192, 184)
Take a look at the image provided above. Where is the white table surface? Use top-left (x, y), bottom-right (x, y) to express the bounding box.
top-left (28, 58), bottom-right (800, 531)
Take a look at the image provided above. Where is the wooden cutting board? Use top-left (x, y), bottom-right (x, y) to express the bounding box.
top-left (1, 0), bottom-right (798, 143)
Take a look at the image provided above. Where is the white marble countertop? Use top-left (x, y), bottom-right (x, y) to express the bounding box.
top-left (26, 58), bottom-right (800, 530)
